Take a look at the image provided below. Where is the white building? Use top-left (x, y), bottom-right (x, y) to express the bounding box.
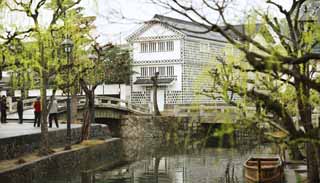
top-left (127, 15), bottom-right (228, 111)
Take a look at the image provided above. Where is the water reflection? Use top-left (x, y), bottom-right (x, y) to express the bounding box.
top-left (42, 134), bottom-right (271, 183)
top-left (93, 145), bottom-right (270, 183)
top-left (81, 171), bottom-right (95, 183)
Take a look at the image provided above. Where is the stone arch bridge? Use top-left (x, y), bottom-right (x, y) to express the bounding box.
top-left (7, 96), bottom-right (150, 122)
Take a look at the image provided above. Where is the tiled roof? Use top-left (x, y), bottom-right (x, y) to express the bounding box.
top-left (153, 14), bottom-right (227, 42)
top-left (134, 78), bottom-right (174, 85)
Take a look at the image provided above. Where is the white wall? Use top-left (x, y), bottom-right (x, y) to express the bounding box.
top-left (24, 89), bottom-right (64, 97)
top-left (133, 40), bottom-right (181, 61)
top-left (95, 84), bottom-right (120, 95)
top-left (13, 84), bottom-right (131, 101)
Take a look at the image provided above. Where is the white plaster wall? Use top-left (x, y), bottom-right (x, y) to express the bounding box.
top-left (133, 40), bottom-right (181, 61)
top-left (14, 84), bottom-right (129, 99)
top-left (26, 89), bottom-right (63, 97)
top-left (132, 66), bottom-right (144, 92)
top-left (95, 84), bottom-right (120, 95)
top-left (120, 85), bottom-right (131, 106)
top-left (167, 64), bottom-right (182, 91)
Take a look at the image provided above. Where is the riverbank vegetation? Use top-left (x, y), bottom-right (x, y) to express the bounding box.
top-left (150, 0), bottom-right (320, 181)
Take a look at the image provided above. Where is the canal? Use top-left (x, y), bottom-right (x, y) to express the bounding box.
top-left (40, 134), bottom-right (287, 183)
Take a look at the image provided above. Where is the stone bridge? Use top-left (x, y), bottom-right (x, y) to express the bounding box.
top-left (7, 96), bottom-right (150, 122)
top-left (173, 104), bottom-right (256, 124)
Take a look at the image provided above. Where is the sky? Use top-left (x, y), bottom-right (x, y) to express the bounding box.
top-left (80, 0), bottom-right (172, 43)
top-left (0, 0), bottom-right (292, 44)
top-left (80, 0), bottom-right (292, 44)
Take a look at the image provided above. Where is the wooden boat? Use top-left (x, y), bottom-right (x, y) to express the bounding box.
top-left (244, 156), bottom-right (284, 183)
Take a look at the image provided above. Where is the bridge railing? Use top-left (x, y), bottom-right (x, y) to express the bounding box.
top-left (9, 98), bottom-right (38, 114)
top-left (9, 96), bottom-right (150, 115)
top-left (174, 104), bottom-right (256, 117)
top-left (94, 96), bottom-right (150, 114)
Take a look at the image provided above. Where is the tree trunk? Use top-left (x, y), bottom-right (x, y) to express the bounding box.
top-left (296, 73), bottom-right (319, 182)
top-left (304, 105), bottom-right (319, 182)
top-left (152, 84), bottom-right (160, 116)
top-left (151, 72), bottom-right (160, 116)
top-left (39, 42), bottom-right (49, 155)
top-left (80, 90), bottom-right (94, 142)
top-left (288, 143), bottom-right (304, 160)
top-left (71, 94), bottom-right (78, 123)
top-left (81, 110), bottom-right (90, 142)
top-left (306, 142), bottom-right (319, 183)
top-left (154, 157), bottom-right (161, 183)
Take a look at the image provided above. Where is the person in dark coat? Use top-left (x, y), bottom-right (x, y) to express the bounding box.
top-left (33, 97), bottom-right (41, 127)
top-left (17, 98), bottom-right (23, 124)
top-left (0, 96), bottom-right (7, 123)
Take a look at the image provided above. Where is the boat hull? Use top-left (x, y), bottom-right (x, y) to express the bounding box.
top-left (244, 157), bottom-right (284, 183)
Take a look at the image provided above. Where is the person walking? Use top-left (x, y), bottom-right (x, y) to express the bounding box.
top-left (48, 99), bottom-right (59, 128)
top-left (33, 97), bottom-right (41, 127)
top-left (1, 96), bottom-right (8, 124)
top-left (17, 98), bottom-right (23, 124)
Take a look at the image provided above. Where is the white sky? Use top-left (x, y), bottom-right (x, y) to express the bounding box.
top-left (0, 0), bottom-right (292, 44)
top-left (81, 0), bottom-right (292, 44)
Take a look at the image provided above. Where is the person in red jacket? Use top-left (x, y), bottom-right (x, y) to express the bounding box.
top-left (33, 97), bottom-right (41, 127)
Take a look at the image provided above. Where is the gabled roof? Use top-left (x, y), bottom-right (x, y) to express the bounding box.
top-left (127, 14), bottom-right (227, 42)
top-left (151, 14), bottom-right (227, 42)
top-left (127, 14), bottom-right (261, 43)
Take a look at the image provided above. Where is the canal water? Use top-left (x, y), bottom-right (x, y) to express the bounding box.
top-left (41, 135), bottom-right (289, 183)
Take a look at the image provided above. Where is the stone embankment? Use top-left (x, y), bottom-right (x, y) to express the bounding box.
top-left (0, 138), bottom-right (123, 183)
top-left (0, 124), bottom-right (111, 161)
top-left (119, 115), bottom-right (200, 139)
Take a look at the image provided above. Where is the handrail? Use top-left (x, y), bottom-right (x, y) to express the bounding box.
top-left (8, 96), bottom-right (151, 115)
top-left (173, 104), bottom-right (256, 117)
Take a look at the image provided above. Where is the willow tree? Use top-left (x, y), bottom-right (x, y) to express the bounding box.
top-left (151, 0), bottom-right (320, 181)
top-left (78, 44), bottom-right (132, 142)
top-left (54, 8), bottom-right (98, 142)
top-left (4, 0), bottom-right (87, 155)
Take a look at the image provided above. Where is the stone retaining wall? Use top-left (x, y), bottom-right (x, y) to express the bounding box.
top-left (0, 124), bottom-right (111, 161)
top-left (0, 138), bottom-right (123, 183)
top-left (120, 115), bottom-right (194, 139)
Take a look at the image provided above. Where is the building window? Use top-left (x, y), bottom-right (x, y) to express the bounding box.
top-left (141, 66), bottom-right (175, 77)
top-left (166, 41), bottom-right (174, 51)
top-left (149, 42), bottom-right (157, 52)
top-left (140, 41), bottom-right (174, 53)
top-left (158, 66), bottom-right (166, 76)
top-left (200, 43), bottom-right (210, 52)
top-left (167, 66), bottom-right (174, 76)
top-left (158, 42), bottom-right (166, 52)
top-left (141, 42), bottom-right (148, 53)
top-left (141, 67), bottom-right (148, 76)
top-left (149, 67), bottom-right (157, 76)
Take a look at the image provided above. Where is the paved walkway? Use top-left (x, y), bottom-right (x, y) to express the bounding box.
top-left (0, 123), bottom-right (82, 139)
top-left (7, 109), bottom-right (35, 121)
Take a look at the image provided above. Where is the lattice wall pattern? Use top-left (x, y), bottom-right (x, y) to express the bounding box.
top-left (131, 91), bottom-right (148, 104)
top-left (166, 90), bottom-right (182, 104)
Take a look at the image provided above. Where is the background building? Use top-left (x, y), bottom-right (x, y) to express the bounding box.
top-left (127, 15), bottom-right (228, 111)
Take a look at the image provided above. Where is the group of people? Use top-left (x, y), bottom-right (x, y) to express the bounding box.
top-left (0, 96), bottom-right (59, 128)
top-left (33, 97), bottom-right (59, 128)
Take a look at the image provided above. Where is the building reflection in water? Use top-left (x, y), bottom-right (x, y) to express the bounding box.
top-left (93, 147), bottom-right (253, 183)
